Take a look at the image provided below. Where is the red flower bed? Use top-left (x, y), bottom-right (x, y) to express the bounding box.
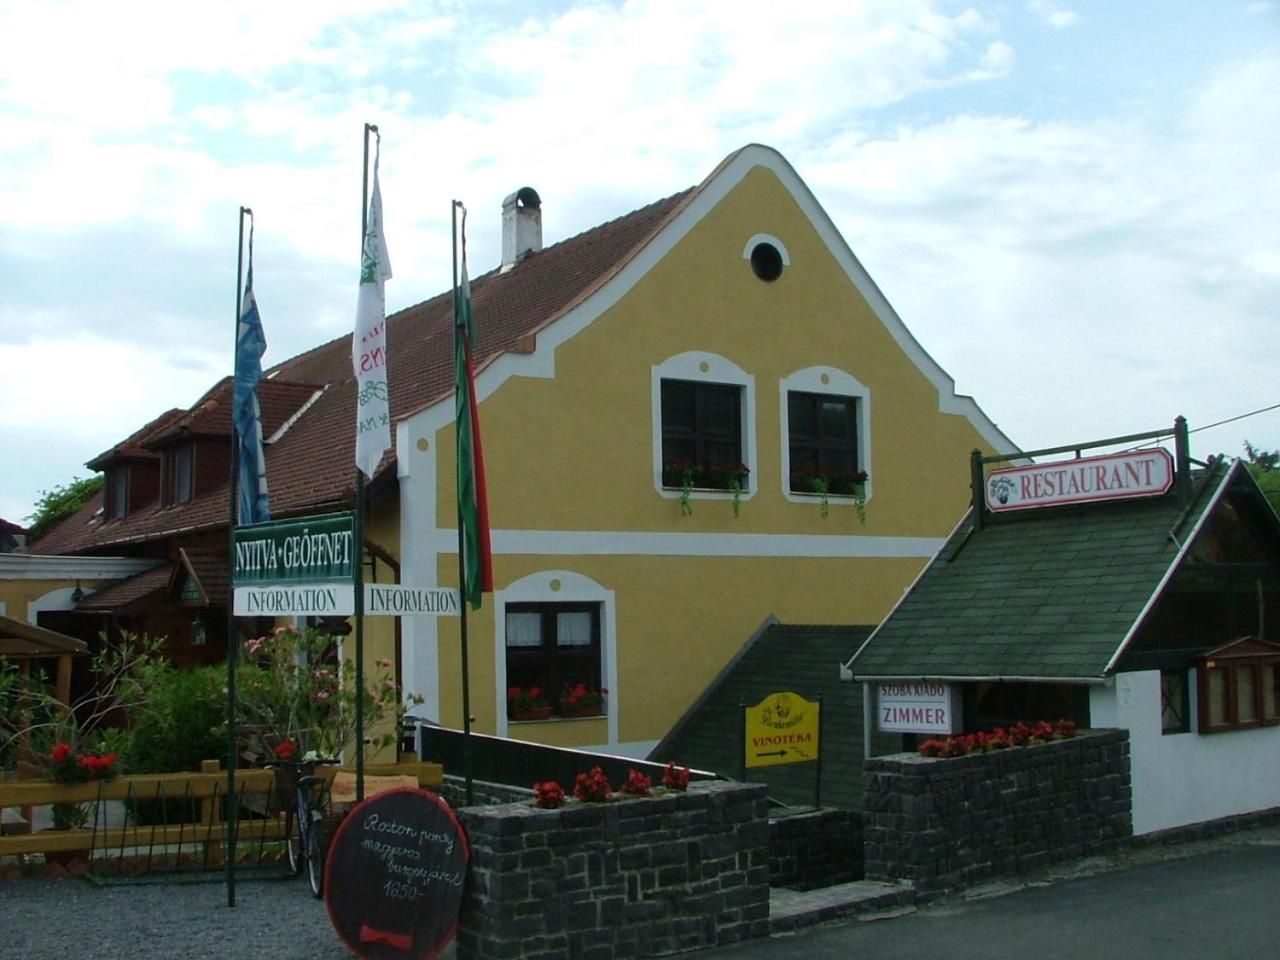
top-left (918, 719), bottom-right (1077, 758)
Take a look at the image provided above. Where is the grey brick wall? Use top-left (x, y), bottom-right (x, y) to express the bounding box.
top-left (768, 807), bottom-right (862, 890)
top-left (863, 729), bottom-right (1132, 895)
top-left (455, 781), bottom-right (771, 960)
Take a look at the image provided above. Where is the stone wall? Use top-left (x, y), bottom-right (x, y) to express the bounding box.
top-left (455, 781), bottom-right (771, 960)
top-left (439, 775), bottom-right (532, 809)
top-left (863, 729), bottom-right (1131, 895)
top-left (768, 807), bottom-right (862, 890)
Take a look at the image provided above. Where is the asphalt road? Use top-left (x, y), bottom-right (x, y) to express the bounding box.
top-left (712, 830), bottom-right (1280, 960)
top-left (3, 826), bottom-right (1277, 959)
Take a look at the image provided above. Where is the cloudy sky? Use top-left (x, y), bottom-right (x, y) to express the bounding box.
top-left (2, 0), bottom-right (1277, 526)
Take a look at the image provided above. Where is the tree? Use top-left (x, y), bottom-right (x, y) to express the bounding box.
top-left (25, 475), bottom-right (102, 541)
top-left (1242, 441), bottom-right (1280, 517)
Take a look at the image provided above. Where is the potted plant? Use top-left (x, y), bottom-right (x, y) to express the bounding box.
top-left (790, 465), bottom-right (868, 522)
top-left (46, 741), bottom-right (119, 832)
top-left (507, 685), bottom-right (552, 721)
top-left (558, 682), bottom-right (607, 718)
top-left (662, 459), bottom-right (750, 517)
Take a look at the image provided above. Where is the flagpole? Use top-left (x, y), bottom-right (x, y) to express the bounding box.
top-left (225, 205), bottom-right (251, 908)
top-left (453, 199), bottom-right (475, 806)
top-left (353, 124), bottom-right (378, 803)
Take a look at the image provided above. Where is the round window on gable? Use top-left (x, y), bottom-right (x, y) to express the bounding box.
top-left (750, 242), bottom-right (784, 282)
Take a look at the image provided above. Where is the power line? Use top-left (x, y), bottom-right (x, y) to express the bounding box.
top-left (1187, 401), bottom-right (1280, 437)
top-left (1124, 401), bottom-right (1280, 453)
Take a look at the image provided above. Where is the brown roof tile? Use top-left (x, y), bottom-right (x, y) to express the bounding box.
top-left (38, 188), bottom-right (694, 555)
top-left (86, 408), bottom-right (185, 470)
top-left (76, 563), bottom-right (174, 612)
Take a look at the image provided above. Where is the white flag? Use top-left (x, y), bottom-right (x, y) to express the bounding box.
top-left (353, 153), bottom-right (393, 479)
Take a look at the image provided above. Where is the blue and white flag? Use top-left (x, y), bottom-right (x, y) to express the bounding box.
top-left (234, 228), bottom-right (270, 525)
top-left (353, 147), bottom-right (393, 479)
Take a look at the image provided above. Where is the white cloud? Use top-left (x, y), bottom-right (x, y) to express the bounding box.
top-left (1027, 1), bottom-right (1081, 28)
top-left (1, 0), bottom-right (1278, 521)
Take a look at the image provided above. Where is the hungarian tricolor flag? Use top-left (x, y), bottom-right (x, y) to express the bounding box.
top-left (454, 207), bottom-right (493, 609)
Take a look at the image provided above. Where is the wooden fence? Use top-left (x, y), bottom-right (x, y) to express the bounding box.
top-left (0, 760), bottom-right (443, 871)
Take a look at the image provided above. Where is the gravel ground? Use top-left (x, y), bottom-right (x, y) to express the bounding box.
top-left (1, 871), bottom-right (458, 960)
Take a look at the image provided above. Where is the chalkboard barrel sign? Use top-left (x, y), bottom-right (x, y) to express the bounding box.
top-left (325, 787), bottom-right (470, 960)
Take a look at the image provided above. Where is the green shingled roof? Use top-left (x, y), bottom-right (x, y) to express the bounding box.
top-left (848, 461), bottom-right (1231, 682)
top-left (648, 621), bottom-right (896, 810)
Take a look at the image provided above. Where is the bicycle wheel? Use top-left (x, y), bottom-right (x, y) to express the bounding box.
top-left (306, 810), bottom-right (325, 898)
top-left (286, 806), bottom-right (304, 876)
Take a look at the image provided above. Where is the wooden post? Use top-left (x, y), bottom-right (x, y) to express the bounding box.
top-left (200, 759), bottom-right (224, 867)
top-left (55, 654), bottom-right (73, 707)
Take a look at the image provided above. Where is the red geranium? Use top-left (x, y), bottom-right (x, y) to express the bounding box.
top-left (533, 780), bottom-right (565, 809)
top-left (573, 766), bottom-right (613, 803)
top-left (620, 769), bottom-right (652, 798)
top-left (272, 740), bottom-right (298, 761)
top-left (661, 762), bottom-right (690, 791)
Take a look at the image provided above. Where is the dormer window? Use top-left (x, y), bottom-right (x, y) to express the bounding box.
top-left (105, 466), bottom-right (130, 519)
top-left (163, 444), bottom-right (194, 505)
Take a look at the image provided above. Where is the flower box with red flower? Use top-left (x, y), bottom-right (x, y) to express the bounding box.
top-left (661, 459), bottom-right (750, 491)
top-left (508, 685), bottom-right (551, 721)
top-left (558, 682), bottom-right (607, 718)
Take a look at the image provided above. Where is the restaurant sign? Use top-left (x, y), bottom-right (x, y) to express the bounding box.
top-left (232, 512), bottom-right (356, 616)
top-left (985, 448), bottom-right (1173, 513)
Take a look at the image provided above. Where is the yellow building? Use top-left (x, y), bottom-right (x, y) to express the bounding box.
top-left (394, 145), bottom-right (1014, 756)
top-left (31, 145), bottom-right (1014, 758)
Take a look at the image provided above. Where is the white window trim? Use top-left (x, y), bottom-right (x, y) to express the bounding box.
top-left (780, 366), bottom-right (872, 508)
top-left (494, 570), bottom-right (618, 745)
top-left (651, 351), bottom-right (757, 504)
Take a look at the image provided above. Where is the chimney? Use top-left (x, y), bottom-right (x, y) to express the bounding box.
top-left (501, 186), bottom-right (542, 271)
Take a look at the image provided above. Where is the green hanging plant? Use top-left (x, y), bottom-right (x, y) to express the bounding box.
top-left (728, 477), bottom-right (743, 518)
top-left (813, 475), bottom-right (830, 519)
top-left (663, 459), bottom-right (749, 518)
top-left (791, 466), bottom-right (868, 525)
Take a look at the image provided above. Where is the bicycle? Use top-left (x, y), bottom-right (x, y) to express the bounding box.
top-left (267, 757), bottom-right (338, 898)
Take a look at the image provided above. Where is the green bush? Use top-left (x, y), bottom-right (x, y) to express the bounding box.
top-left (129, 665), bottom-right (227, 774)
top-left (125, 665), bottom-right (227, 825)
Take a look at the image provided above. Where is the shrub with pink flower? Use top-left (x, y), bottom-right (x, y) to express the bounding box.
top-left (235, 625), bottom-right (423, 763)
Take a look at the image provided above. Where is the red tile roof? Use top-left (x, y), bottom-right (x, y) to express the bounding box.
top-left (35, 188), bottom-right (694, 556)
top-left (143, 378), bottom-right (322, 446)
top-left (75, 562), bottom-right (174, 612)
top-left (86, 408), bottom-right (185, 470)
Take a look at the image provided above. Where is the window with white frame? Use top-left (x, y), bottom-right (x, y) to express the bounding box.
top-left (652, 352), bottom-right (755, 496)
top-left (780, 367), bottom-right (870, 503)
top-left (505, 603), bottom-right (605, 718)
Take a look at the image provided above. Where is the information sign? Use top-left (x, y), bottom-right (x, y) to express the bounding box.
top-left (325, 788), bottom-right (469, 960)
top-left (232, 512), bottom-right (357, 616)
top-left (364, 584), bottom-right (461, 617)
